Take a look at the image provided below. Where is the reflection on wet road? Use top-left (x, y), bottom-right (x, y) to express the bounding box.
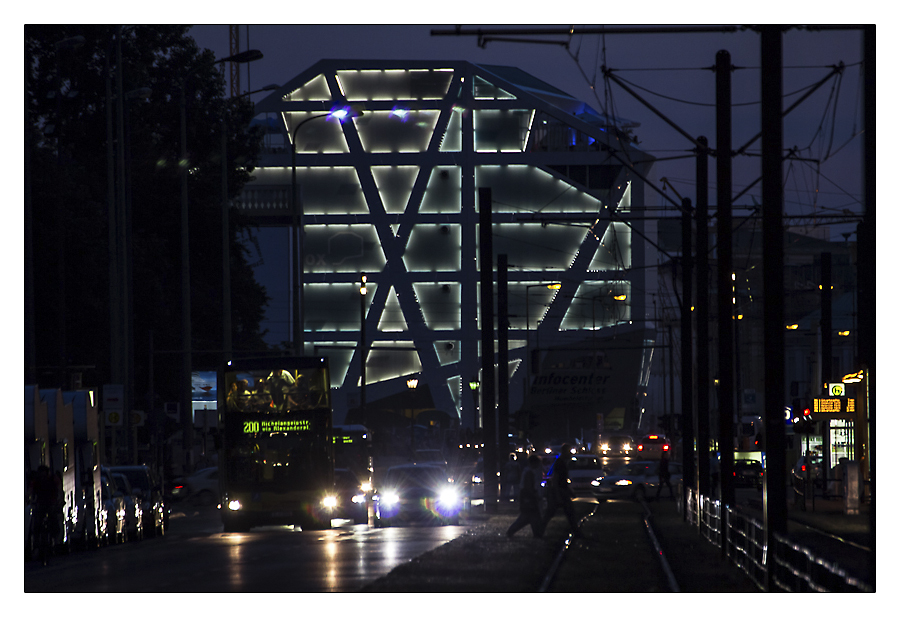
top-left (24, 513), bottom-right (468, 592)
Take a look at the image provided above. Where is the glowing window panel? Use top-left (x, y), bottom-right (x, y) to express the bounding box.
top-left (473, 110), bottom-right (534, 152)
top-left (560, 282), bottom-right (632, 330)
top-left (303, 225), bottom-right (386, 273)
top-left (421, 166), bottom-right (461, 213)
top-left (371, 166), bottom-right (419, 214)
top-left (475, 166), bottom-right (604, 213)
top-left (284, 111), bottom-right (350, 153)
top-left (305, 283), bottom-right (376, 332)
top-left (473, 76), bottom-right (516, 100)
top-left (378, 287), bottom-right (407, 332)
top-left (506, 282), bottom-right (561, 330)
top-left (283, 74), bottom-right (331, 101)
top-left (589, 222), bottom-right (632, 272)
top-left (439, 109), bottom-right (463, 152)
top-left (313, 344), bottom-right (354, 387)
top-left (336, 69), bottom-right (454, 101)
top-left (476, 223), bottom-right (586, 271)
top-left (354, 110), bottom-right (440, 153)
top-left (366, 343), bottom-right (421, 385)
top-left (413, 283), bottom-right (461, 330)
top-left (434, 341), bottom-right (461, 366)
top-left (251, 167), bottom-right (367, 215)
top-left (405, 225), bottom-right (461, 272)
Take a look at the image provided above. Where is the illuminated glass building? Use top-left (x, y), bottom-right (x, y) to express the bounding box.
top-left (240, 60), bottom-right (656, 441)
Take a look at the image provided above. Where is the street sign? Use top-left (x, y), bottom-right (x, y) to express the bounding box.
top-left (827, 383), bottom-right (845, 397)
top-left (105, 411), bottom-right (123, 427)
top-left (103, 384), bottom-right (124, 426)
top-left (131, 410), bottom-right (146, 427)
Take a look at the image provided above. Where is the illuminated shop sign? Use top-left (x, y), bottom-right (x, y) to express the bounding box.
top-left (812, 397), bottom-right (855, 415)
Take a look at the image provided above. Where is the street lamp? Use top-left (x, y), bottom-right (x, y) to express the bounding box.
top-left (360, 273), bottom-right (367, 437)
top-left (290, 106), bottom-right (363, 354)
top-left (179, 49), bottom-right (262, 473)
top-left (407, 376), bottom-right (419, 454)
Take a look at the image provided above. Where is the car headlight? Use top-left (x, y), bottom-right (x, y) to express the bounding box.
top-left (381, 491), bottom-right (400, 506)
top-left (601, 443), bottom-right (609, 451)
top-left (360, 481), bottom-right (372, 493)
top-left (323, 495), bottom-right (338, 509)
top-left (591, 479), bottom-right (603, 486)
top-left (351, 494), bottom-right (366, 505)
top-left (227, 499), bottom-right (242, 511)
top-left (615, 479), bottom-right (632, 486)
top-left (438, 487), bottom-right (461, 506)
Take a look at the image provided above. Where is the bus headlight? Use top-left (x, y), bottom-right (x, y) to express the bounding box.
top-left (227, 499), bottom-right (242, 511)
top-left (323, 495), bottom-right (338, 509)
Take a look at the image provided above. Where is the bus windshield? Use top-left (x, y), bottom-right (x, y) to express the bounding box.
top-left (218, 357), bottom-right (334, 531)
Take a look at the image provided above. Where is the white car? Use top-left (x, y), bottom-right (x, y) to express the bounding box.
top-left (635, 434), bottom-right (672, 460)
top-left (556, 454), bottom-right (606, 496)
top-left (183, 467), bottom-right (220, 507)
top-left (591, 460), bottom-right (682, 500)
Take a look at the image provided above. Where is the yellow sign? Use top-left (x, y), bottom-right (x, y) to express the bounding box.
top-left (828, 383), bottom-right (845, 396)
top-left (813, 397), bottom-right (855, 415)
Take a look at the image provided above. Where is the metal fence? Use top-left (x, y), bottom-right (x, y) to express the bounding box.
top-left (682, 488), bottom-right (871, 592)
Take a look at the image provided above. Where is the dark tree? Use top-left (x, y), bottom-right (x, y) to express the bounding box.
top-left (25, 25), bottom-right (271, 415)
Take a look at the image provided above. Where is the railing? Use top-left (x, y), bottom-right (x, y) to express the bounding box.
top-left (682, 488), bottom-right (871, 592)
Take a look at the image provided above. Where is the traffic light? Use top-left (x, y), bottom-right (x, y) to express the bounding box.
top-left (791, 403), bottom-right (815, 434)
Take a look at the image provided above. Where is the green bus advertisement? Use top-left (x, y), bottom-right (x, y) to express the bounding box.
top-left (218, 357), bottom-right (336, 531)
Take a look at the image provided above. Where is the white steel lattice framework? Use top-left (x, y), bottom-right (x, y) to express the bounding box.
top-left (240, 60), bottom-right (655, 433)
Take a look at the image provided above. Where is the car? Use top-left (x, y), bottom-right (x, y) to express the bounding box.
top-left (99, 473), bottom-right (127, 545)
top-left (791, 455), bottom-right (824, 493)
top-left (183, 467), bottom-right (219, 507)
top-left (105, 470), bottom-right (143, 541)
top-left (591, 460), bottom-right (683, 501)
top-left (733, 459), bottom-right (764, 488)
top-left (635, 434), bottom-right (672, 460)
top-left (550, 453), bottom-right (605, 497)
top-left (598, 434), bottom-right (635, 457)
top-left (109, 465), bottom-right (168, 537)
top-left (332, 468), bottom-right (369, 524)
top-left (373, 464), bottom-right (463, 527)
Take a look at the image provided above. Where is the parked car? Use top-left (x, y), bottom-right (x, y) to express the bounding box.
top-left (106, 470), bottom-right (143, 541)
top-left (591, 460), bottom-right (683, 501)
top-left (109, 465), bottom-right (168, 536)
top-left (733, 459), bottom-right (764, 488)
top-left (332, 468), bottom-right (369, 524)
top-left (635, 434), bottom-right (672, 460)
top-left (374, 464), bottom-right (463, 527)
top-left (183, 467), bottom-right (219, 507)
top-left (598, 434), bottom-right (635, 457)
top-left (99, 473), bottom-right (126, 545)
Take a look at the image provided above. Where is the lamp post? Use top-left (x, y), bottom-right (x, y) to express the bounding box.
top-left (407, 377), bottom-right (419, 455)
top-left (360, 273), bottom-right (367, 437)
top-left (179, 48), bottom-right (262, 473)
top-left (290, 106), bottom-right (361, 354)
top-left (524, 282), bottom-right (561, 379)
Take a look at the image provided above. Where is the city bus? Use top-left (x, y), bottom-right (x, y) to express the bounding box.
top-left (218, 357), bottom-right (336, 531)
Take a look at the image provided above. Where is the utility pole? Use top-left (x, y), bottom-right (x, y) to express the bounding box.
top-left (696, 136), bottom-right (711, 499)
top-left (479, 187), bottom-right (498, 514)
top-left (716, 49), bottom-right (735, 516)
top-left (498, 254), bottom-right (509, 459)
top-left (761, 26), bottom-right (788, 591)
top-left (680, 197), bottom-right (694, 521)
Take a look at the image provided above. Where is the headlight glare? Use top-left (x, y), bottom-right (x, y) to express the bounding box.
top-left (227, 499), bottom-right (242, 511)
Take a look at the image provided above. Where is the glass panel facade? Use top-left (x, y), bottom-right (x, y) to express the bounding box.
top-left (284, 111), bottom-right (350, 153)
top-left (475, 165), bottom-right (606, 213)
top-left (371, 166), bottom-right (419, 214)
top-left (336, 69), bottom-right (454, 101)
top-left (303, 225), bottom-right (386, 273)
top-left (354, 110), bottom-right (441, 153)
top-left (474, 109), bottom-right (534, 152)
top-left (405, 225), bottom-right (461, 271)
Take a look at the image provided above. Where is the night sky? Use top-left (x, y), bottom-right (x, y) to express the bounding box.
top-left (187, 24), bottom-right (874, 348)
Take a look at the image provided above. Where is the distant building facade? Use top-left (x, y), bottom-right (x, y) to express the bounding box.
top-left (239, 60), bottom-right (655, 440)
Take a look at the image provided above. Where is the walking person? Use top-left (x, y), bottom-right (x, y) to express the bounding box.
top-left (656, 451), bottom-right (674, 499)
top-left (540, 445), bottom-right (581, 537)
top-left (506, 455), bottom-right (544, 538)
